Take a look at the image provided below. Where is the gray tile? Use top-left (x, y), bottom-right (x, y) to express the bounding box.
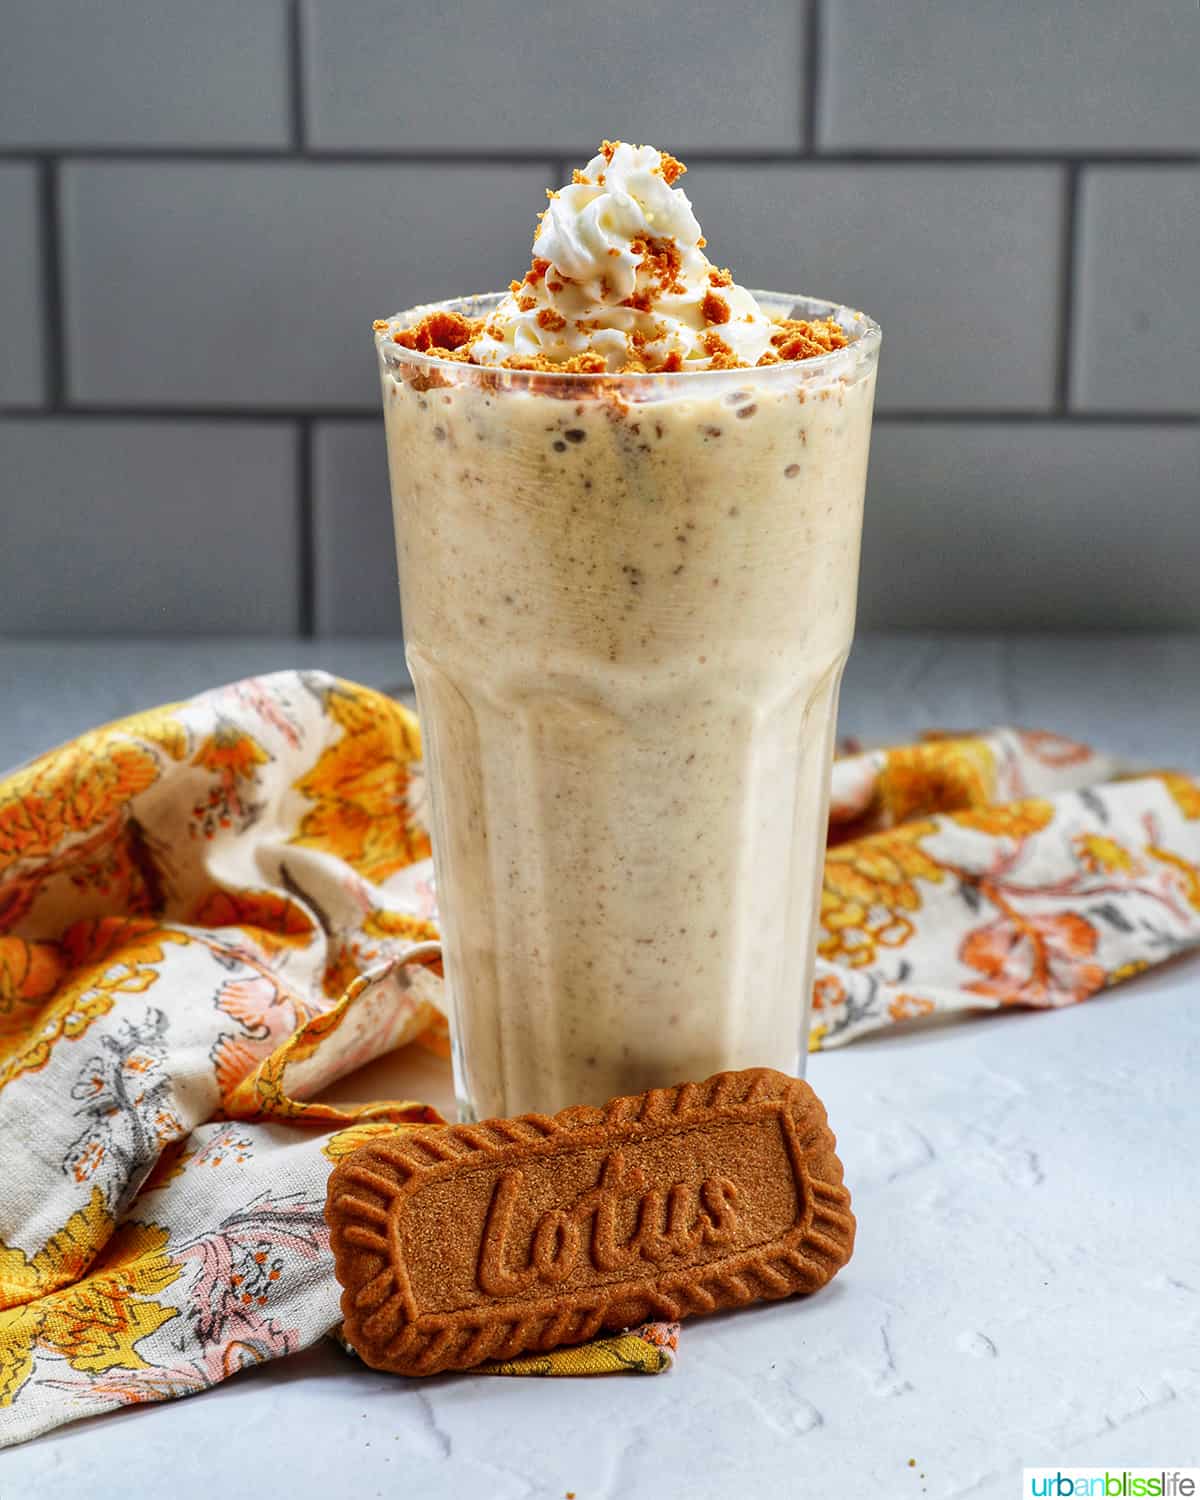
top-left (821, 0), bottom-right (1200, 151)
top-left (313, 421), bottom-right (404, 636)
top-left (0, 420), bottom-right (299, 634)
top-left (694, 163), bottom-right (1063, 411)
top-left (0, 0), bottom-right (289, 148)
top-left (0, 166), bottom-right (44, 407)
top-left (857, 423), bottom-right (1200, 630)
top-left (303, 0), bottom-right (804, 151)
top-left (1073, 168), bottom-right (1200, 414)
top-left (62, 162), bottom-right (553, 409)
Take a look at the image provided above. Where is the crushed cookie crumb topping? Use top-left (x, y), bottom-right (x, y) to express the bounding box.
top-left (381, 306), bottom-right (853, 378)
top-left (700, 330), bottom-right (745, 370)
top-left (770, 317), bottom-right (848, 361)
top-left (701, 291), bottom-right (731, 325)
top-left (503, 350), bottom-right (609, 374)
top-left (657, 152), bottom-right (686, 185)
top-left (391, 309), bottom-right (478, 354)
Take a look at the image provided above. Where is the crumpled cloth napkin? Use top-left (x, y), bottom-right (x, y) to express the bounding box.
top-left (0, 672), bottom-right (1196, 1446)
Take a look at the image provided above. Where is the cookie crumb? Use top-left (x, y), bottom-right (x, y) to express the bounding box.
top-left (701, 291), bottom-right (731, 325)
top-left (657, 151), bottom-right (686, 185)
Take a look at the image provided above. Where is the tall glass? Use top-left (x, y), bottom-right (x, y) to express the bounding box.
top-left (377, 293), bottom-right (880, 1120)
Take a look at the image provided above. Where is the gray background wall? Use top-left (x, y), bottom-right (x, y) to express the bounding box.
top-left (1, 0), bottom-right (1197, 637)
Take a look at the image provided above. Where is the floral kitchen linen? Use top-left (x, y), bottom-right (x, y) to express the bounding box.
top-left (0, 674), bottom-right (1196, 1444)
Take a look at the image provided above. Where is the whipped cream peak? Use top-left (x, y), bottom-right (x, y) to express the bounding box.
top-left (469, 142), bottom-right (778, 373)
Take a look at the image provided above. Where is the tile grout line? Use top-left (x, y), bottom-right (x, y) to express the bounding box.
top-left (803, 0), bottom-right (822, 155)
top-left (2, 147), bottom-right (1197, 166)
top-left (37, 158), bottom-right (66, 409)
top-left (1055, 163), bottom-right (1082, 413)
top-left (287, 0), bottom-right (306, 151)
top-left (296, 417), bottom-right (316, 637)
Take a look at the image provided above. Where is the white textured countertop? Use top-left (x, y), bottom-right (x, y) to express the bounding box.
top-left (2, 634), bottom-right (1198, 1497)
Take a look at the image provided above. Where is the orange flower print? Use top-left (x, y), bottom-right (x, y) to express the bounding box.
top-left (190, 889), bottom-right (314, 949)
top-left (811, 972), bottom-right (847, 1013)
top-left (877, 738), bottom-right (996, 825)
top-left (0, 723), bottom-right (181, 930)
top-left (0, 920), bottom-right (189, 1089)
top-left (190, 724), bottom-right (270, 840)
top-left (0, 733), bottom-right (177, 879)
top-left (961, 910), bottom-right (1105, 1009)
top-left (209, 970), bottom-right (317, 1100)
top-left (887, 993), bottom-right (935, 1023)
top-left (71, 1141), bottom-right (107, 1184)
top-left (291, 682), bottom-right (429, 885)
top-left (1017, 730), bottom-right (1093, 768)
top-left (0, 936), bottom-right (66, 1041)
top-left (952, 798), bottom-right (1054, 839)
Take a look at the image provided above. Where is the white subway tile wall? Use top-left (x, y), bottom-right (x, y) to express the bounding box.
top-left (303, 0), bottom-right (808, 152)
top-left (61, 161), bottom-right (554, 408)
top-left (0, 165), bottom-right (45, 407)
top-left (821, 0), bottom-right (1200, 152)
top-left (1072, 168), bottom-right (1200, 414)
top-left (312, 422), bottom-right (397, 635)
top-left (694, 164), bottom-right (1064, 411)
top-left (1, 0), bottom-right (1197, 635)
top-left (859, 425), bottom-right (1200, 632)
top-left (0, 1), bottom-right (291, 149)
top-left (0, 422), bottom-right (299, 634)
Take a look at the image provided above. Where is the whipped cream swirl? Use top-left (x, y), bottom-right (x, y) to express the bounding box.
top-left (469, 143), bottom-right (776, 372)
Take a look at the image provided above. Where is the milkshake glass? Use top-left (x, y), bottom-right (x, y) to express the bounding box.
top-left (378, 290), bottom-right (879, 1121)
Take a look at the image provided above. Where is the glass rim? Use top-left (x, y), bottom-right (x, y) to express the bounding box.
top-left (374, 289), bottom-right (881, 390)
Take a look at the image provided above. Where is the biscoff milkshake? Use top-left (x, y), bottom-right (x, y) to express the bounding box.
top-left (376, 143), bottom-right (879, 1120)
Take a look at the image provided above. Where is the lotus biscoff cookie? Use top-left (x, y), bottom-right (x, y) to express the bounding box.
top-left (326, 1068), bottom-right (854, 1377)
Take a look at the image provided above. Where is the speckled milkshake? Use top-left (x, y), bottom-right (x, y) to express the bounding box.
top-left (376, 145), bottom-right (879, 1119)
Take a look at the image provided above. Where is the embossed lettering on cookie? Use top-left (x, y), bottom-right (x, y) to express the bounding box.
top-left (325, 1068), bottom-right (855, 1377)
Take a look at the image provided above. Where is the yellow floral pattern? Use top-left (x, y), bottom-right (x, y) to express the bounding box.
top-left (0, 674), bottom-right (455, 1447)
top-left (877, 736), bottom-right (997, 825)
top-left (291, 682), bottom-right (430, 883)
top-left (0, 921), bottom-right (190, 1089)
top-left (812, 729), bottom-right (1200, 1048)
top-left (0, 676), bottom-right (1197, 1446)
top-left (820, 823), bottom-right (942, 969)
top-left (0, 1188), bottom-right (181, 1405)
